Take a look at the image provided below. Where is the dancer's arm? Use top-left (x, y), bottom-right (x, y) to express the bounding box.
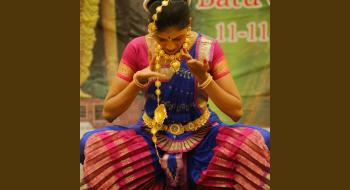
top-left (103, 62), bottom-right (166, 122)
top-left (184, 53), bottom-right (242, 122)
top-left (199, 68), bottom-right (243, 122)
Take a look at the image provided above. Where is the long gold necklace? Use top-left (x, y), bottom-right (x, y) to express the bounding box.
top-left (147, 0), bottom-right (191, 160)
top-left (151, 31), bottom-right (190, 141)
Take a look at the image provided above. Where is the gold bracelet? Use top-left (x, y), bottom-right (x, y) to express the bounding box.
top-left (133, 74), bottom-right (147, 89)
top-left (198, 74), bottom-right (213, 89)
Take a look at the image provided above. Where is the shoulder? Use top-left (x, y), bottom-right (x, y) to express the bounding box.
top-left (197, 33), bottom-right (218, 45)
top-left (195, 33), bottom-right (223, 61)
top-left (122, 36), bottom-right (148, 57)
top-left (126, 36), bottom-right (147, 49)
top-left (199, 33), bottom-right (215, 41)
top-left (121, 36), bottom-right (149, 71)
top-left (196, 33), bottom-right (222, 53)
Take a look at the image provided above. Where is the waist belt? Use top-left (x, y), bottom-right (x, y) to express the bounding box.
top-left (142, 108), bottom-right (210, 135)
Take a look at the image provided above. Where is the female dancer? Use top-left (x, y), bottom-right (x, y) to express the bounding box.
top-left (81, 0), bottom-right (270, 189)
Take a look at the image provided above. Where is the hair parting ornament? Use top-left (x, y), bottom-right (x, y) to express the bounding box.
top-left (143, 0), bottom-right (192, 158)
top-left (143, 0), bottom-right (191, 13)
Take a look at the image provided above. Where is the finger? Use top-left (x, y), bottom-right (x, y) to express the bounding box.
top-left (148, 50), bottom-right (152, 69)
top-left (183, 54), bottom-right (192, 61)
top-left (151, 57), bottom-right (157, 71)
top-left (182, 48), bottom-right (193, 61)
top-left (187, 59), bottom-right (203, 66)
top-left (148, 76), bottom-right (156, 82)
top-left (151, 54), bottom-right (156, 64)
top-left (203, 59), bottom-right (209, 71)
top-left (148, 50), bottom-right (152, 63)
top-left (144, 71), bottom-right (167, 80)
top-left (148, 50), bottom-right (156, 71)
top-left (203, 59), bottom-right (208, 65)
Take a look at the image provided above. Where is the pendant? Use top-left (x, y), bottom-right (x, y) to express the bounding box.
top-left (152, 104), bottom-right (167, 144)
top-left (154, 104), bottom-right (167, 125)
top-left (171, 60), bottom-right (181, 73)
top-left (152, 135), bottom-right (157, 144)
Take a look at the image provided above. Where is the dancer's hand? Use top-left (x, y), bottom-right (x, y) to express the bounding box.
top-left (132, 50), bottom-right (167, 85)
top-left (134, 66), bottom-right (167, 85)
top-left (182, 48), bottom-right (210, 83)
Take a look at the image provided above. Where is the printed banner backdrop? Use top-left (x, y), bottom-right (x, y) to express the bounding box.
top-left (191, 0), bottom-right (270, 127)
top-left (80, 0), bottom-right (270, 129)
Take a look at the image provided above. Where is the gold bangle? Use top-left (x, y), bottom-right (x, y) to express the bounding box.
top-left (198, 74), bottom-right (213, 89)
top-left (133, 74), bottom-right (147, 89)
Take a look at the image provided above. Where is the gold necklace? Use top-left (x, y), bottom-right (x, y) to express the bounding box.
top-left (152, 29), bottom-right (190, 137)
top-left (147, 0), bottom-right (192, 160)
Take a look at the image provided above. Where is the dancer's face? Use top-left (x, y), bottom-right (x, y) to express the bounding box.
top-left (154, 27), bottom-right (188, 55)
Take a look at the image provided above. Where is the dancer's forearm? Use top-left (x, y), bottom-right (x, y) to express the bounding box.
top-left (103, 81), bottom-right (141, 122)
top-left (199, 75), bottom-right (242, 122)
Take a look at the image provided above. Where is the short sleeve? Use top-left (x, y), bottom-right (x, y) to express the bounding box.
top-left (120, 40), bottom-right (138, 72)
top-left (117, 37), bottom-right (148, 82)
top-left (210, 41), bottom-right (225, 69)
top-left (209, 41), bottom-right (231, 80)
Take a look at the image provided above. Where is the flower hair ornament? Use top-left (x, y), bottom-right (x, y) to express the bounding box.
top-left (143, 0), bottom-right (191, 13)
top-left (141, 0), bottom-right (192, 157)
